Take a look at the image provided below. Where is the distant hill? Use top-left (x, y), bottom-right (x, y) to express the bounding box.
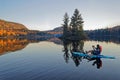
top-left (111, 25), bottom-right (120, 30)
top-left (0, 19), bottom-right (29, 37)
top-left (0, 19), bottom-right (55, 38)
top-left (52, 26), bottom-right (63, 32)
top-left (45, 26), bottom-right (63, 34)
top-left (46, 25), bottom-right (120, 39)
top-left (86, 25), bottom-right (120, 39)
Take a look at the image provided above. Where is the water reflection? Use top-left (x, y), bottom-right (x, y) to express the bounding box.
top-left (63, 40), bottom-right (70, 63)
top-left (88, 58), bottom-right (102, 69)
top-left (0, 38), bottom-right (118, 80)
top-left (62, 40), bottom-right (102, 69)
top-left (0, 37), bottom-right (64, 56)
top-left (0, 38), bottom-right (29, 55)
top-left (1, 36), bottom-right (119, 56)
top-left (0, 37), bottom-right (116, 69)
top-left (0, 37), bottom-right (49, 55)
top-left (89, 36), bottom-right (120, 44)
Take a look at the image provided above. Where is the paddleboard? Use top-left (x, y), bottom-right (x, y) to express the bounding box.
top-left (73, 52), bottom-right (115, 59)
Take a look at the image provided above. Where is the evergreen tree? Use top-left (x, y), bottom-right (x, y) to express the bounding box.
top-left (63, 13), bottom-right (69, 38)
top-left (70, 9), bottom-right (85, 39)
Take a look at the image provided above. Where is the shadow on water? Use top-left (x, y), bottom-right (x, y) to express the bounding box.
top-left (62, 39), bottom-right (102, 69)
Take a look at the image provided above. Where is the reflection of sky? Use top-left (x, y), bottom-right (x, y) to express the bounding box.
top-left (0, 0), bottom-right (120, 30)
top-left (26, 41), bottom-right (63, 53)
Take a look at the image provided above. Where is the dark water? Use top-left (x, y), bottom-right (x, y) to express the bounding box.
top-left (0, 38), bottom-right (120, 80)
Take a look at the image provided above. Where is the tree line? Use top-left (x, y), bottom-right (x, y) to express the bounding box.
top-left (86, 26), bottom-right (120, 38)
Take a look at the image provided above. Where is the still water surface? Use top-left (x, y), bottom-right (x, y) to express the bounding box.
top-left (0, 39), bottom-right (120, 80)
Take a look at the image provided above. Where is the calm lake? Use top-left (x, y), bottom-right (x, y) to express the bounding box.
top-left (0, 38), bottom-right (120, 80)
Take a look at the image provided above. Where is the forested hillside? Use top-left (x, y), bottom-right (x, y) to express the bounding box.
top-left (0, 19), bottom-right (28, 37)
top-left (86, 26), bottom-right (120, 38)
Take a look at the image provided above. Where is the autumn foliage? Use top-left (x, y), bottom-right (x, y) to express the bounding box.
top-left (0, 19), bottom-right (28, 37)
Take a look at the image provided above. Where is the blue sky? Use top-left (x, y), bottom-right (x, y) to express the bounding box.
top-left (0, 0), bottom-right (120, 31)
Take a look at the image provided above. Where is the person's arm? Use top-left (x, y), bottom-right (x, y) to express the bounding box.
top-left (92, 46), bottom-right (96, 50)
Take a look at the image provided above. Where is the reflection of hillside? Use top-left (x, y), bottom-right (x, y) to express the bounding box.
top-left (89, 36), bottom-right (120, 44)
top-left (1, 36), bottom-right (119, 56)
top-left (47, 38), bottom-right (63, 45)
top-left (0, 39), bottom-right (29, 55)
top-left (46, 37), bottom-right (120, 45)
top-left (0, 37), bottom-right (52, 55)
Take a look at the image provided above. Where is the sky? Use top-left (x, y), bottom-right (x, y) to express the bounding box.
top-left (0, 0), bottom-right (120, 31)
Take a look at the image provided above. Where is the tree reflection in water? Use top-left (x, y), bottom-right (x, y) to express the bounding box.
top-left (0, 37), bottom-right (103, 69)
top-left (62, 40), bottom-right (102, 69)
top-left (0, 37), bottom-right (47, 55)
top-left (0, 38), bottom-right (29, 55)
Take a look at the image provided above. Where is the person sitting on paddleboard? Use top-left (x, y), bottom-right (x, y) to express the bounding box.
top-left (86, 44), bottom-right (102, 55)
top-left (93, 44), bottom-right (102, 55)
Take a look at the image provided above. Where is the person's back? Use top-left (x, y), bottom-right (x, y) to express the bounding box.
top-left (99, 45), bottom-right (102, 53)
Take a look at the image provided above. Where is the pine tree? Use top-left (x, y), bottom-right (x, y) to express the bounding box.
top-left (70, 9), bottom-right (85, 39)
top-left (63, 13), bottom-right (69, 38)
